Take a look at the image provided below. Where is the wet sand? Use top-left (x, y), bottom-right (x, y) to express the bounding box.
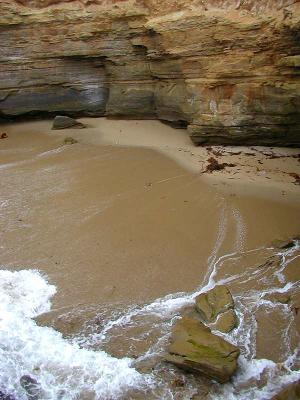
top-left (0, 118), bottom-right (300, 399)
top-left (0, 119), bottom-right (299, 307)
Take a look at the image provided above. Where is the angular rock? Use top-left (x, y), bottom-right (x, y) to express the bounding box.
top-left (213, 309), bottom-right (238, 333)
top-left (52, 116), bottom-right (85, 130)
top-left (166, 317), bottom-right (240, 383)
top-left (195, 285), bottom-right (234, 323)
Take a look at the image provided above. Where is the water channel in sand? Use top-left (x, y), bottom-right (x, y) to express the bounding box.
top-left (0, 119), bottom-right (299, 399)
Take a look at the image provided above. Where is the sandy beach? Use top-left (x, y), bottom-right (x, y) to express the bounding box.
top-left (1, 117), bottom-right (299, 298)
top-left (0, 118), bottom-right (299, 399)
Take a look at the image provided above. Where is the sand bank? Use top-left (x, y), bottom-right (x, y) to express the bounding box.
top-left (10, 117), bottom-right (298, 203)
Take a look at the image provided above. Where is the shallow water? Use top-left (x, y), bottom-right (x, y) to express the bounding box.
top-left (0, 124), bottom-right (299, 399)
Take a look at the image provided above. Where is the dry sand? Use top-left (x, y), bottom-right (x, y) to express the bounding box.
top-left (71, 117), bottom-right (300, 203)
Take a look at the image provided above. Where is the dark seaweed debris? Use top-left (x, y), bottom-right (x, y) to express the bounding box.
top-left (204, 157), bottom-right (236, 173)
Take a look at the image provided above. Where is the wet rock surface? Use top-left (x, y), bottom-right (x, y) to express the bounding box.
top-left (195, 285), bottom-right (238, 333)
top-left (0, 1), bottom-right (300, 145)
top-left (213, 309), bottom-right (238, 334)
top-left (20, 375), bottom-right (41, 400)
top-left (166, 317), bottom-right (240, 383)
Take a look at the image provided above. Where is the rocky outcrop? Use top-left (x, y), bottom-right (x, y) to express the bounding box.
top-left (0, 1), bottom-right (300, 146)
top-left (166, 317), bottom-right (240, 383)
top-left (195, 285), bottom-right (238, 333)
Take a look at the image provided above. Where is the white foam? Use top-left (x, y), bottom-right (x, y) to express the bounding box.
top-left (94, 240), bottom-right (300, 399)
top-left (211, 356), bottom-right (300, 400)
top-left (0, 269), bottom-right (151, 399)
top-left (1, 238), bottom-right (299, 399)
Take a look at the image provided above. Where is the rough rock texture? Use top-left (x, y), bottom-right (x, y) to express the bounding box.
top-left (213, 309), bottom-right (238, 333)
top-left (1, 1), bottom-right (300, 145)
top-left (166, 317), bottom-right (240, 383)
top-left (195, 286), bottom-right (238, 333)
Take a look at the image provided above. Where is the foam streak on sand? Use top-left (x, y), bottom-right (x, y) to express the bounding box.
top-left (87, 241), bottom-right (300, 399)
top-left (0, 246), bottom-right (299, 399)
top-left (0, 270), bottom-right (151, 400)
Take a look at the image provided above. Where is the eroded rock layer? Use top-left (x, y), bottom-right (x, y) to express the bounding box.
top-left (1, 0), bottom-right (300, 145)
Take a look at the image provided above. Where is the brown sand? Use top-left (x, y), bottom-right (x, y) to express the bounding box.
top-left (0, 118), bottom-right (299, 313)
top-left (0, 118), bottom-right (300, 399)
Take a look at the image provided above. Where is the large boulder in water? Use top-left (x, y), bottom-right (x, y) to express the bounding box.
top-left (52, 115), bottom-right (85, 130)
top-left (195, 285), bottom-right (238, 333)
top-left (165, 317), bottom-right (240, 383)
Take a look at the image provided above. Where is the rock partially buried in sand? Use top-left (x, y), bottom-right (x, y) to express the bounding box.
top-left (166, 317), bottom-right (240, 383)
top-left (272, 237), bottom-right (300, 250)
top-left (63, 137), bottom-right (78, 145)
top-left (52, 115), bottom-right (85, 130)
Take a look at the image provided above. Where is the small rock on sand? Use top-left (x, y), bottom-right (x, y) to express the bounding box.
top-left (52, 116), bottom-right (85, 130)
top-left (272, 237), bottom-right (299, 250)
top-left (63, 137), bottom-right (78, 145)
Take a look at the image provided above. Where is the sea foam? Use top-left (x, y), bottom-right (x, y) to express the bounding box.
top-left (0, 269), bottom-right (150, 400)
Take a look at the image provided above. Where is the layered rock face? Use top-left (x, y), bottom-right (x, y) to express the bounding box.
top-left (1, 0), bottom-right (300, 145)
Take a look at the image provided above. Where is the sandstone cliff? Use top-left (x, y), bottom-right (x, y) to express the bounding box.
top-left (1, 0), bottom-right (300, 145)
